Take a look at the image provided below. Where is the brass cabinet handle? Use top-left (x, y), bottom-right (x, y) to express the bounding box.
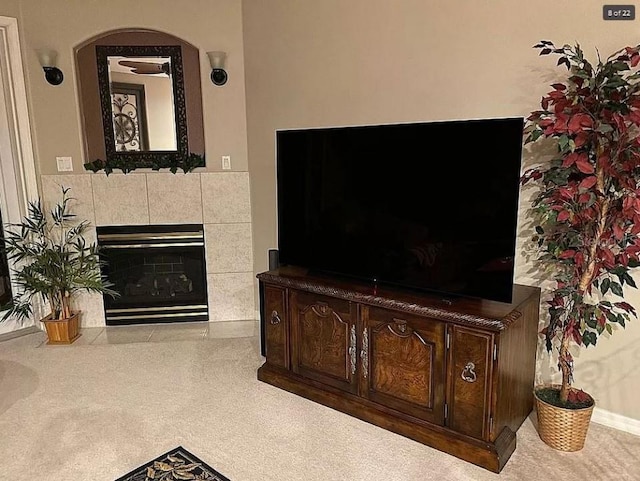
top-left (461, 362), bottom-right (477, 383)
top-left (270, 310), bottom-right (281, 325)
top-left (348, 325), bottom-right (357, 375)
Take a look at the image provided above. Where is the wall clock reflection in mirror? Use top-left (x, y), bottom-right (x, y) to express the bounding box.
top-left (110, 82), bottom-right (147, 151)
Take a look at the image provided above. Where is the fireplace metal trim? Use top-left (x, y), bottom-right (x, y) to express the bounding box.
top-left (98, 232), bottom-right (203, 241)
top-left (107, 311), bottom-right (208, 322)
top-left (104, 303), bottom-right (209, 325)
top-left (104, 242), bottom-right (204, 249)
top-left (106, 304), bottom-right (208, 314)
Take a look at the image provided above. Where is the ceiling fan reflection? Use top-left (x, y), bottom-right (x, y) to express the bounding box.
top-left (118, 60), bottom-right (171, 76)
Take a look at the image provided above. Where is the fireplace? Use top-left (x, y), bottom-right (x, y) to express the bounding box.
top-left (97, 224), bottom-right (208, 325)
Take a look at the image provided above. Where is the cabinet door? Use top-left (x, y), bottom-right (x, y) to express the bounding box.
top-left (263, 284), bottom-right (289, 369)
top-left (447, 325), bottom-right (494, 440)
top-left (360, 306), bottom-right (446, 425)
top-left (290, 290), bottom-right (357, 394)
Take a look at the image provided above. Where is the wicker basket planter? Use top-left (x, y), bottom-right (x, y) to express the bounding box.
top-left (534, 384), bottom-right (595, 452)
top-left (41, 311), bottom-right (81, 345)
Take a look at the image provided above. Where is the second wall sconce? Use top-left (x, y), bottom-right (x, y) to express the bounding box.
top-left (37, 49), bottom-right (64, 86)
top-left (207, 51), bottom-right (228, 86)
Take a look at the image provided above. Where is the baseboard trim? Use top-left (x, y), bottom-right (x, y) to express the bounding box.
top-left (0, 325), bottom-right (41, 342)
top-left (592, 407), bottom-right (640, 436)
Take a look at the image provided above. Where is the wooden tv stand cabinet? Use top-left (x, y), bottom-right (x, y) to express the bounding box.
top-left (257, 267), bottom-right (540, 473)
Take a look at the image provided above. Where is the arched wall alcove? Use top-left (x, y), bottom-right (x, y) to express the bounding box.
top-left (75, 28), bottom-right (205, 168)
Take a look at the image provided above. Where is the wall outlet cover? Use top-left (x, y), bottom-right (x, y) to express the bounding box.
top-left (56, 156), bottom-right (73, 172)
top-left (56, 157), bottom-right (73, 172)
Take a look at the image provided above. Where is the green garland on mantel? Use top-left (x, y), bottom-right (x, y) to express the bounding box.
top-left (83, 152), bottom-right (205, 176)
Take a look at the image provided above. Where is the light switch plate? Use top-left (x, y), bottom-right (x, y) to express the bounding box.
top-left (56, 156), bottom-right (73, 172)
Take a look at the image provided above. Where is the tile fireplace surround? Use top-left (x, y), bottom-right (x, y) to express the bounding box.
top-left (40, 172), bottom-right (255, 327)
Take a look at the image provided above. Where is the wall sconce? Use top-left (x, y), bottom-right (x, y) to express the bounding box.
top-left (207, 51), bottom-right (228, 86)
top-left (37, 49), bottom-right (64, 86)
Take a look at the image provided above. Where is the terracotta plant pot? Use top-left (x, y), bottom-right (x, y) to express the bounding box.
top-left (40, 311), bottom-right (81, 345)
top-left (534, 384), bottom-right (595, 452)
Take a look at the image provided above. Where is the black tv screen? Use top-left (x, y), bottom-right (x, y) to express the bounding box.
top-left (276, 117), bottom-right (524, 303)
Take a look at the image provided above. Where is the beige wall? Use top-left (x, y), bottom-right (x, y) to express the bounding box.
top-left (242, 0), bottom-right (640, 420)
top-left (0, 1), bottom-right (20, 18)
top-left (16, 0), bottom-right (248, 175)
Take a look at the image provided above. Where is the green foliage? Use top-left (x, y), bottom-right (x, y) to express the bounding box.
top-left (83, 152), bottom-right (205, 176)
top-left (523, 40), bottom-right (640, 396)
top-left (0, 186), bottom-right (118, 322)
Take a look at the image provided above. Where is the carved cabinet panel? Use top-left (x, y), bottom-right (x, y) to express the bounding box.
top-left (290, 291), bottom-right (357, 393)
top-left (447, 325), bottom-right (494, 440)
top-left (263, 285), bottom-right (289, 369)
top-left (360, 306), bottom-right (445, 425)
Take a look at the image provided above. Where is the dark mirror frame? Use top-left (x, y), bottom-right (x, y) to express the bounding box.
top-left (76, 29), bottom-right (205, 174)
top-left (97, 45), bottom-right (187, 165)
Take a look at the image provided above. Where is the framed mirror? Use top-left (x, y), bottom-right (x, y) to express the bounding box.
top-left (76, 30), bottom-right (205, 174)
top-left (96, 45), bottom-right (187, 164)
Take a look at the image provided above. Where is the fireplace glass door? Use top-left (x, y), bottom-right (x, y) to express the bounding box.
top-left (98, 224), bottom-right (208, 325)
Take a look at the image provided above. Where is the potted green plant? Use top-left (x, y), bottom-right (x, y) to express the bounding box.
top-left (0, 186), bottom-right (118, 344)
top-left (522, 40), bottom-right (640, 450)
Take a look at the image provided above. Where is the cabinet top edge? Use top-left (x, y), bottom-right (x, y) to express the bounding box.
top-left (257, 267), bottom-right (540, 331)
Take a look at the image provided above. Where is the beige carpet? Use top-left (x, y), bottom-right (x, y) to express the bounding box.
top-left (1, 329), bottom-right (639, 481)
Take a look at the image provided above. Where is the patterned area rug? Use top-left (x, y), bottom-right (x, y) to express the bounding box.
top-left (115, 446), bottom-right (230, 481)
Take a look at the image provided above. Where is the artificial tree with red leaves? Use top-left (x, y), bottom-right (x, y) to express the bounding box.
top-left (522, 40), bottom-right (640, 406)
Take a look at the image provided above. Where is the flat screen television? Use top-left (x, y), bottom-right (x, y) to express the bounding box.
top-left (276, 117), bottom-right (524, 304)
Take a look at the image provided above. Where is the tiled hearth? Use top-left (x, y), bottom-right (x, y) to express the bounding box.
top-left (41, 172), bottom-right (255, 327)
